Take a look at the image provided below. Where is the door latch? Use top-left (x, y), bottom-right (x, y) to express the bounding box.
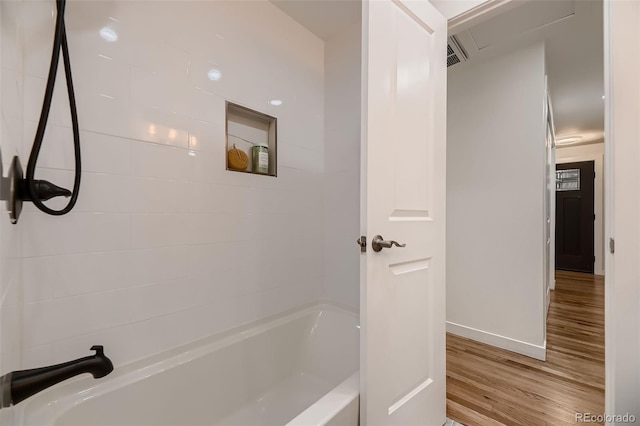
top-left (609, 238), bottom-right (615, 254)
top-left (357, 236), bottom-right (367, 253)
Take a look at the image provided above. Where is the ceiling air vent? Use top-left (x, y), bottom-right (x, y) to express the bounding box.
top-left (447, 35), bottom-right (468, 68)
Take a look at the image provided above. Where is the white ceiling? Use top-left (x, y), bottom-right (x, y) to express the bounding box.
top-left (450, 0), bottom-right (604, 144)
top-left (270, 0), bottom-right (360, 41)
top-left (271, 0), bottom-right (604, 145)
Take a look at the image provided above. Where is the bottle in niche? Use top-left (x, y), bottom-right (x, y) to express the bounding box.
top-left (252, 143), bottom-right (269, 174)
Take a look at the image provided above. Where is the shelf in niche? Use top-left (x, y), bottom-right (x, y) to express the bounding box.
top-left (225, 101), bottom-right (277, 177)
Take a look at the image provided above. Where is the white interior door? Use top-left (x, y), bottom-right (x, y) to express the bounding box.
top-left (360, 0), bottom-right (447, 424)
top-left (543, 91), bottom-right (551, 316)
top-left (546, 92), bottom-right (556, 294)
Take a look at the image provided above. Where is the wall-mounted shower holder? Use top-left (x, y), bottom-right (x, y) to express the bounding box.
top-left (0, 149), bottom-right (72, 224)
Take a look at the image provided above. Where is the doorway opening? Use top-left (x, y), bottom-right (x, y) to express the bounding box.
top-left (443, 0), bottom-right (605, 423)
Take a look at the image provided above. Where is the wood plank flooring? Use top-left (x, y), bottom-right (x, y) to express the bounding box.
top-left (446, 271), bottom-right (605, 425)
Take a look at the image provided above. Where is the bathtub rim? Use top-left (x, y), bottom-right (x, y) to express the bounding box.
top-left (16, 300), bottom-right (358, 426)
top-left (285, 371), bottom-right (359, 426)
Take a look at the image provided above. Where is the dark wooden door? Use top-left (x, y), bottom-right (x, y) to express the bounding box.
top-left (555, 161), bottom-right (595, 273)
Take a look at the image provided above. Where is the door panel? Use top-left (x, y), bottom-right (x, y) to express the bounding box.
top-left (562, 198), bottom-right (582, 253)
top-left (555, 161), bottom-right (595, 273)
top-left (361, 0), bottom-right (447, 424)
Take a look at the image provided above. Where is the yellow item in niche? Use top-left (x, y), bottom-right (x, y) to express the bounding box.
top-left (228, 144), bottom-right (249, 171)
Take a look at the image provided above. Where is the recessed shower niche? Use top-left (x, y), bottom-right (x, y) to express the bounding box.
top-left (225, 102), bottom-right (277, 177)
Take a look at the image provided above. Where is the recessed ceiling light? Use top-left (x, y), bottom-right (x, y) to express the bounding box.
top-left (207, 68), bottom-right (222, 81)
top-left (556, 136), bottom-right (583, 145)
top-left (270, 99), bottom-right (282, 106)
top-left (99, 27), bottom-right (118, 42)
top-left (602, 95), bottom-right (605, 99)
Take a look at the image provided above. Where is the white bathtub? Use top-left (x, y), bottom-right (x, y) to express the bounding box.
top-left (17, 304), bottom-right (359, 426)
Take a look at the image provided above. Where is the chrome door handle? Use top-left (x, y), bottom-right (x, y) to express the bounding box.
top-left (372, 235), bottom-right (406, 252)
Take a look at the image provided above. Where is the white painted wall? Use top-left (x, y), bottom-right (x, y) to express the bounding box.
top-left (556, 141), bottom-right (604, 276)
top-left (4, 0), bottom-right (327, 373)
top-left (323, 21), bottom-right (361, 310)
top-left (605, 0), bottom-right (640, 418)
top-left (447, 42), bottom-right (547, 358)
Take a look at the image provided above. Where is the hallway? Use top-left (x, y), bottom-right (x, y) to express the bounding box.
top-left (446, 271), bottom-right (605, 425)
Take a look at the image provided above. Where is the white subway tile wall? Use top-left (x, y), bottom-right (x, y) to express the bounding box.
top-left (1, 0), bottom-right (25, 389)
top-left (3, 0), bottom-right (328, 371)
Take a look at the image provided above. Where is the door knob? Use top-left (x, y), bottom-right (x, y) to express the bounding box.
top-left (371, 235), bottom-right (406, 252)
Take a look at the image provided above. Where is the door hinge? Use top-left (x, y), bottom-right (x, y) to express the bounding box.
top-left (593, 214), bottom-right (596, 221)
top-left (357, 236), bottom-right (367, 253)
top-left (609, 238), bottom-right (615, 254)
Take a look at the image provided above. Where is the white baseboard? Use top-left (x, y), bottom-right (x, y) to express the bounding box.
top-left (447, 321), bottom-right (547, 361)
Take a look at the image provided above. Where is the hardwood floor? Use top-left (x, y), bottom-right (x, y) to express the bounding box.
top-left (446, 271), bottom-right (605, 425)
